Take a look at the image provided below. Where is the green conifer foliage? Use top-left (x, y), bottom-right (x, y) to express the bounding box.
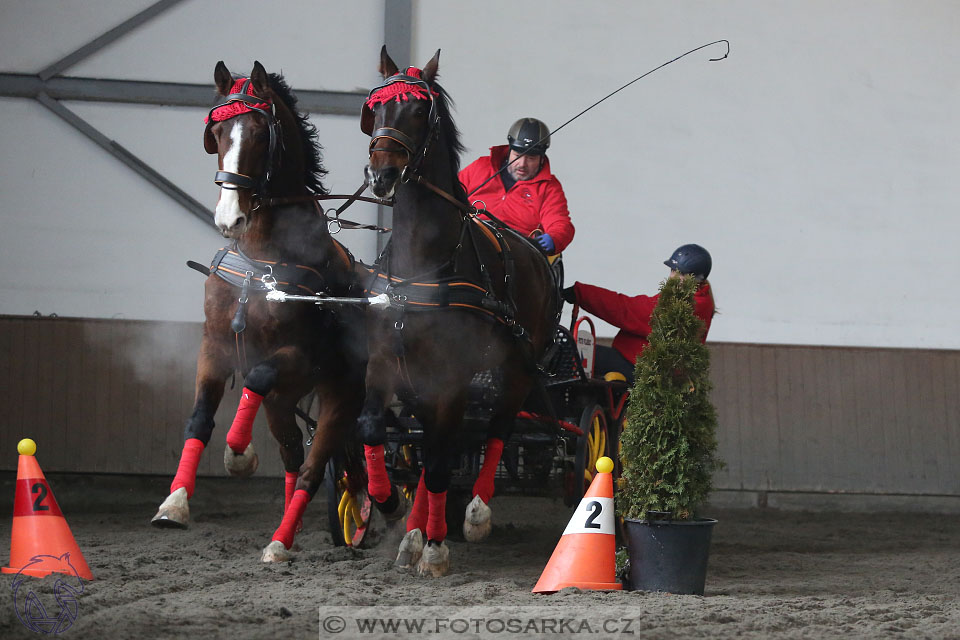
top-left (618, 275), bottom-right (722, 521)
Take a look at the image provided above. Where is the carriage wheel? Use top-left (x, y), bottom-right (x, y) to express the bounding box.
top-left (324, 458), bottom-right (371, 548)
top-left (570, 404), bottom-right (609, 505)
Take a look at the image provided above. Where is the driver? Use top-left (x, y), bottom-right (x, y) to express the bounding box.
top-left (458, 117), bottom-right (575, 254)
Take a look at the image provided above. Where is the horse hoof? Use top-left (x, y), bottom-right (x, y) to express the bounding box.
top-left (462, 495), bottom-right (492, 542)
top-left (376, 486), bottom-right (409, 523)
top-left (151, 487), bottom-right (189, 529)
top-left (224, 443), bottom-right (259, 477)
top-left (395, 529), bottom-right (424, 569)
top-left (261, 540), bottom-right (292, 563)
top-left (416, 540), bottom-right (450, 578)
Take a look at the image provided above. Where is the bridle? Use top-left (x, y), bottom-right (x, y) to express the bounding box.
top-left (204, 76), bottom-right (282, 201)
top-left (361, 69), bottom-right (440, 183)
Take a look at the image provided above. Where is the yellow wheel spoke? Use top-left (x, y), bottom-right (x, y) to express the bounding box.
top-left (343, 511), bottom-right (353, 546)
top-left (350, 495), bottom-right (363, 527)
top-left (337, 490), bottom-right (349, 521)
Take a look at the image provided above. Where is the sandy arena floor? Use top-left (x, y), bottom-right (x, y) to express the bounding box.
top-left (1, 473), bottom-right (959, 639)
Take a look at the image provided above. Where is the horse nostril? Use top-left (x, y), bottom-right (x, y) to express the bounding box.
top-left (232, 216), bottom-right (247, 230)
top-left (381, 166), bottom-right (400, 183)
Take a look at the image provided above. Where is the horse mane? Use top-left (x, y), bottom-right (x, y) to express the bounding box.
top-left (267, 72), bottom-right (329, 195)
top-left (429, 79), bottom-right (467, 202)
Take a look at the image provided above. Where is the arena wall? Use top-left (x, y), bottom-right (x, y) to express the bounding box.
top-left (3, 315), bottom-right (957, 510)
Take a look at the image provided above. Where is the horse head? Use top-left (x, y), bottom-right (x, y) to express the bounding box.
top-left (204, 61), bottom-right (286, 237)
top-left (363, 46), bottom-right (442, 199)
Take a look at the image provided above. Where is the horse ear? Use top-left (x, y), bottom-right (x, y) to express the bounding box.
top-left (250, 61), bottom-right (270, 96)
top-left (422, 49), bottom-right (440, 84)
top-left (379, 45), bottom-right (399, 78)
top-left (214, 61), bottom-right (232, 96)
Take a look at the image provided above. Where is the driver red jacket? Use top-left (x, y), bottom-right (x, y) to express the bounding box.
top-left (572, 281), bottom-right (715, 364)
top-left (458, 145), bottom-right (575, 252)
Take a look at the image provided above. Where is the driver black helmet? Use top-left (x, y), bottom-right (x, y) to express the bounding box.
top-left (664, 244), bottom-right (712, 281)
top-left (507, 118), bottom-right (550, 155)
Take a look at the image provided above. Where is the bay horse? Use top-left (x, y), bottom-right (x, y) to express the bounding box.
top-left (151, 62), bottom-right (367, 561)
top-left (357, 47), bottom-right (559, 576)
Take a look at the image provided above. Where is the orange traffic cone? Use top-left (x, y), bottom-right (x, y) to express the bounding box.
top-left (533, 456), bottom-right (621, 593)
top-left (2, 439), bottom-right (93, 580)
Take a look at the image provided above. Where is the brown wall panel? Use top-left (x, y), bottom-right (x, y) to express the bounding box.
top-left (1, 316), bottom-right (958, 499)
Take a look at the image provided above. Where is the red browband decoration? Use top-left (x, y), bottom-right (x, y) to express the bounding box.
top-left (204, 78), bottom-right (271, 123)
top-left (365, 67), bottom-right (439, 110)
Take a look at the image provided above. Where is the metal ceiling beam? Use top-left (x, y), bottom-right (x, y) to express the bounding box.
top-left (35, 92), bottom-right (217, 231)
top-left (384, 0), bottom-right (413, 67)
top-left (376, 0), bottom-right (413, 254)
top-left (0, 73), bottom-right (366, 115)
top-left (38, 0), bottom-right (186, 81)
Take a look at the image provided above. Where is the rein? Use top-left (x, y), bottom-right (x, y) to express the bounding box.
top-left (264, 186), bottom-right (394, 234)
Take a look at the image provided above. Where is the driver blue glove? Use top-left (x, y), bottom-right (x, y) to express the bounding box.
top-left (537, 233), bottom-right (555, 253)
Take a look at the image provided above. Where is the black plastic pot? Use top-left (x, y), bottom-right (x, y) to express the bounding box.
top-left (622, 517), bottom-right (717, 595)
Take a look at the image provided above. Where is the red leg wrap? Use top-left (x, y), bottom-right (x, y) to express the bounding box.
top-left (272, 489), bottom-right (310, 549)
top-left (364, 444), bottom-right (392, 503)
top-left (472, 438), bottom-right (504, 504)
top-left (426, 490), bottom-right (448, 543)
top-left (406, 471), bottom-right (428, 533)
top-left (226, 388), bottom-right (263, 454)
top-left (284, 472), bottom-right (298, 512)
top-left (170, 438), bottom-right (205, 498)
top-left (285, 472), bottom-right (303, 533)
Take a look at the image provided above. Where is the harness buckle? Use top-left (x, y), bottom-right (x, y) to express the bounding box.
top-left (239, 270), bottom-right (253, 304)
top-left (399, 165), bottom-right (412, 184)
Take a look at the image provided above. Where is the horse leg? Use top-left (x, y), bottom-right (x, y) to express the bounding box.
top-left (357, 375), bottom-right (407, 522)
top-left (417, 446), bottom-right (454, 577)
top-left (152, 341), bottom-right (231, 528)
top-left (262, 380), bottom-right (362, 562)
top-left (222, 358), bottom-right (280, 476)
top-left (396, 470), bottom-right (427, 568)
top-left (405, 397), bottom-right (465, 577)
top-left (465, 360), bottom-right (533, 542)
top-left (262, 393), bottom-right (306, 532)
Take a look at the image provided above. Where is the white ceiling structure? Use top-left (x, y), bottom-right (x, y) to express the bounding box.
top-left (1, 1), bottom-right (958, 349)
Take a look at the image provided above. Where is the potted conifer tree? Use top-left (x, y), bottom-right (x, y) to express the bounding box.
top-left (618, 274), bottom-right (722, 595)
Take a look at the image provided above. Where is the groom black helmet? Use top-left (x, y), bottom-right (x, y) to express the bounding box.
top-left (664, 244), bottom-right (712, 281)
top-left (507, 117), bottom-right (550, 155)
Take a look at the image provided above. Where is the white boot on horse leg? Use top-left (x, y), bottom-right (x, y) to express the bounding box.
top-left (151, 487), bottom-right (190, 529)
top-left (462, 495), bottom-right (492, 542)
top-left (395, 528), bottom-right (424, 569)
top-left (417, 540), bottom-right (450, 578)
top-left (223, 442), bottom-right (259, 477)
top-left (261, 540), bottom-right (293, 563)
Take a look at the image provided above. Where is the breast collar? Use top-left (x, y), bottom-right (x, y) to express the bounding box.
top-left (209, 241), bottom-right (353, 296)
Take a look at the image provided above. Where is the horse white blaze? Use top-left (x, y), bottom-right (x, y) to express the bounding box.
top-left (215, 121), bottom-right (246, 234)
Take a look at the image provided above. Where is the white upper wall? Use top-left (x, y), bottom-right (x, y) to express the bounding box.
top-left (1, 1), bottom-right (958, 347)
top-left (413, 0), bottom-right (960, 349)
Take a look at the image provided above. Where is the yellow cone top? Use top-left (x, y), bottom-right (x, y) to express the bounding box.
top-left (596, 456), bottom-right (614, 474)
top-left (17, 439), bottom-right (36, 456)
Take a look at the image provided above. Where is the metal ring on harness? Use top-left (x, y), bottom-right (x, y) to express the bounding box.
top-left (326, 208), bottom-right (343, 234)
